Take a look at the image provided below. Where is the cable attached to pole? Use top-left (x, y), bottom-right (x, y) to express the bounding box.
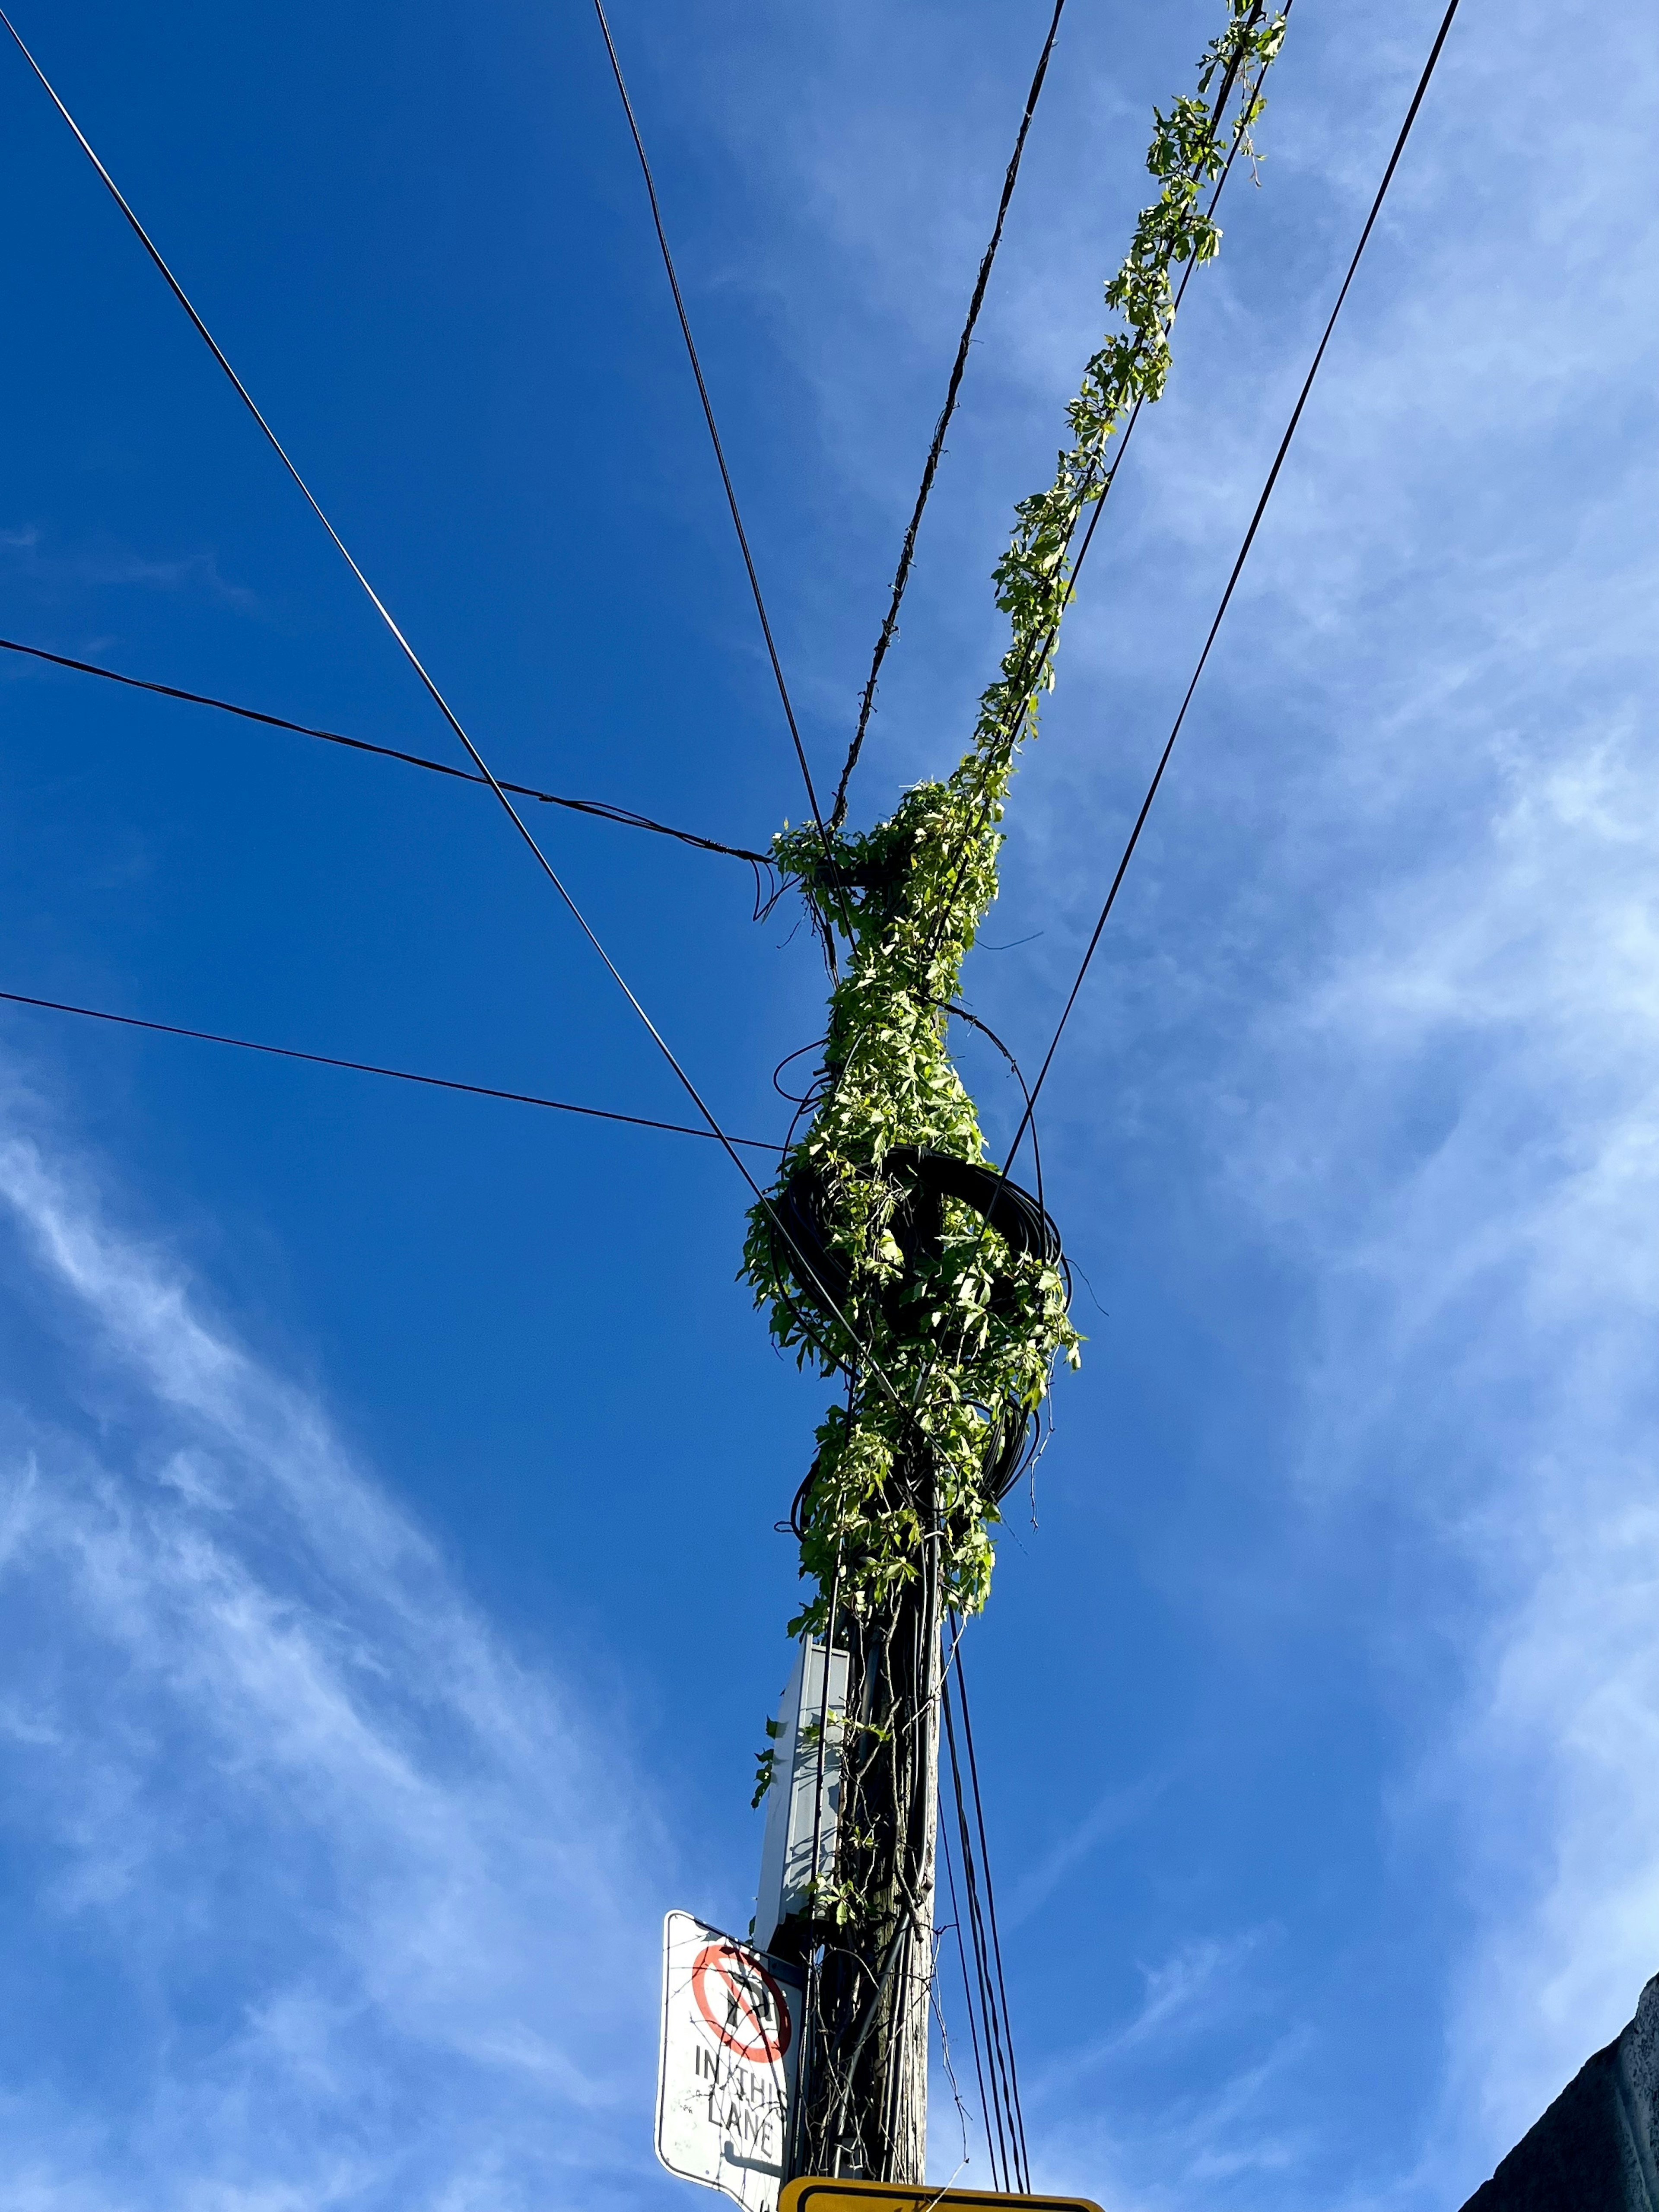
top-left (831, 0), bottom-right (1069, 826)
top-left (0, 634), bottom-right (773, 865)
top-left (942, 1674), bottom-right (1026, 2192)
top-left (0, 5), bottom-right (901, 1396)
top-left (588, 0), bottom-right (852, 955)
top-left (939, 1821), bottom-right (999, 2190)
top-left (1002, 0), bottom-right (1465, 1175)
top-left (952, 1640), bottom-right (1029, 2188)
top-left (907, 3), bottom-right (1286, 993)
top-left (0, 984), bottom-right (784, 1148)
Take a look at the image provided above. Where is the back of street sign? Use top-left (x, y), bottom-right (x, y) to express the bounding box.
top-left (658, 1910), bottom-right (807, 2212)
top-left (779, 2183), bottom-right (1104, 2212)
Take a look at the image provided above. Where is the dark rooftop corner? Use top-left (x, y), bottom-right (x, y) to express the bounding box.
top-left (1459, 1976), bottom-right (1659, 2212)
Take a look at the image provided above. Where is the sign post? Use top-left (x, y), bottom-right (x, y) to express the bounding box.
top-left (658, 1911), bottom-right (807, 2212)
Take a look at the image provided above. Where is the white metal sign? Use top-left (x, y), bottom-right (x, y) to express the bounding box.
top-left (657, 1910), bottom-right (805, 2212)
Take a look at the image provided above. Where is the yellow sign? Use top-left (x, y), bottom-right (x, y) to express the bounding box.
top-left (780, 2182), bottom-right (1103, 2212)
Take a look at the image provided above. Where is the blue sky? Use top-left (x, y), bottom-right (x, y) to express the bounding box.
top-left (0, 1), bottom-right (1655, 2207)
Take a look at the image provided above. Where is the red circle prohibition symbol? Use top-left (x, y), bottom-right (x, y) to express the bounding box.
top-left (690, 1943), bottom-right (794, 2064)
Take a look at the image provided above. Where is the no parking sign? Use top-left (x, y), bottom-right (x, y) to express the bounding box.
top-left (658, 1910), bottom-right (805, 2212)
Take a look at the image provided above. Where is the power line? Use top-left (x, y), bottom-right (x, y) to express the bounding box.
top-left (909, 5), bottom-right (1285, 989)
top-left (1005, 0), bottom-right (1465, 1174)
top-left (831, 0), bottom-right (1068, 827)
top-left (952, 1640), bottom-right (1029, 2190)
top-left (889, 25), bottom-right (1285, 1445)
top-left (2, 9), bottom-right (913, 1425)
top-left (13, 11), bottom-right (934, 1418)
top-left (0, 633), bottom-right (772, 865)
top-left (938, 1823), bottom-right (999, 2190)
top-left (0, 6), bottom-right (884, 1367)
top-left (588, 0), bottom-right (850, 949)
top-left (0, 985), bottom-right (785, 1148)
top-left (0, 7), bottom-right (542, 856)
top-left (941, 1673), bottom-right (1026, 2193)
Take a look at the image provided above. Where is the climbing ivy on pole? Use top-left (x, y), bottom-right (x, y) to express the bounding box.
top-left (743, 5), bottom-right (1289, 2181)
top-left (746, 0), bottom-right (1287, 1640)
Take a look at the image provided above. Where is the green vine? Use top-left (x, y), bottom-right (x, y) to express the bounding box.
top-left (744, 0), bottom-right (1286, 1637)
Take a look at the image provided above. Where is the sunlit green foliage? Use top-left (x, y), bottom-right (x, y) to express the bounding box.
top-left (744, 0), bottom-right (1287, 1637)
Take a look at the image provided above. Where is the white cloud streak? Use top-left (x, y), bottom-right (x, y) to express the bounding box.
top-left (0, 522), bottom-right (257, 608)
top-left (0, 1129), bottom-right (669, 2210)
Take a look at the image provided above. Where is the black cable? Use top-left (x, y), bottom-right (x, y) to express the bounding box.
top-left (953, 1639), bottom-right (1030, 2189)
top-left (794, 1542), bottom-right (846, 2182)
top-left (0, 634), bottom-right (773, 865)
top-left (888, 27), bottom-right (1283, 1449)
top-left (940, 1818), bottom-right (999, 2190)
top-left (911, 10), bottom-right (1282, 992)
top-left (942, 1686), bottom-right (1007, 2187)
top-left (1004, 0), bottom-right (1465, 1176)
top-left (587, 0), bottom-right (851, 953)
top-left (831, 0), bottom-right (1068, 826)
top-left (0, 7), bottom-right (550, 864)
top-left (0, 985), bottom-right (783, 1149)
top-left (939, 999), bottom-right (1048, 1227)
top-left (0, 7), bottom-right (907, 1399)
top-left (907, 0), bottom-right (1443, 1414)
top-left (942, 1677), bottom-right (1021, 2191)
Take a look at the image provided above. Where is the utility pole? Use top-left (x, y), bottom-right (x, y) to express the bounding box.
top-left (798, 1506), bottom-right (944, 2179)
top-left (753, 1562), bottom-right (941, 2179)
top-left (739, 1), bottom-right (1287, 2189)
top-left (745, 781), bottom-right (1075, 2186)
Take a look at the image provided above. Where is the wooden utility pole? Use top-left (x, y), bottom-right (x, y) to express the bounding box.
top-left (796, 1523), bottom-right (943, 2180)
top-left (744, 4), bottom-right (1287, 2188)
top-left (747, 810), bottom-right (1072, 2186)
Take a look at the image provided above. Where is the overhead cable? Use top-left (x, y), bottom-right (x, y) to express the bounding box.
top-left (1004, 0), bottom-right (1465, 1175)
top-left (941, 1674), bottom-right (1026, 2193)
top-left (588, 0), bottom-right (850, 947)
top-left (831, 0), bottom-right (1068, 827)
top-left (893, 21), bottom-right (1286, 1443)
top-left (939, 1824), bottom-right (1000, 2191)
top-left (0, 985), bottom-right (784, 1150)
top-left (952, 1640), bottom-right (1030, 2188)
top-left (0, 633), bottom-right (772, 864)
top-left (912, 3), bottom-right (1285, 986)
top-left (0, 7), bottom-right (904, 1399)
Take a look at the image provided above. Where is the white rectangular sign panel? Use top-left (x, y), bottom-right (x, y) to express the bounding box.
top-left (755, 1638), bottom-right (849, 1952)
top-left (657, 1911), bottom-right (804, 2212)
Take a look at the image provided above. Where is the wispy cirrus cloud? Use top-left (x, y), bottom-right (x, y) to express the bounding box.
top-left (0, 1122), bottom-right (670, 2211)
top-left (1239, 713), bottom-right (1659, 2198)
top-left (0, 521), bottom-right (257, 609)
top-left (1003, 1772), bottom-right (1170, 1933)
top-left (1027, 1933), bottom-right (1307, 2211)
